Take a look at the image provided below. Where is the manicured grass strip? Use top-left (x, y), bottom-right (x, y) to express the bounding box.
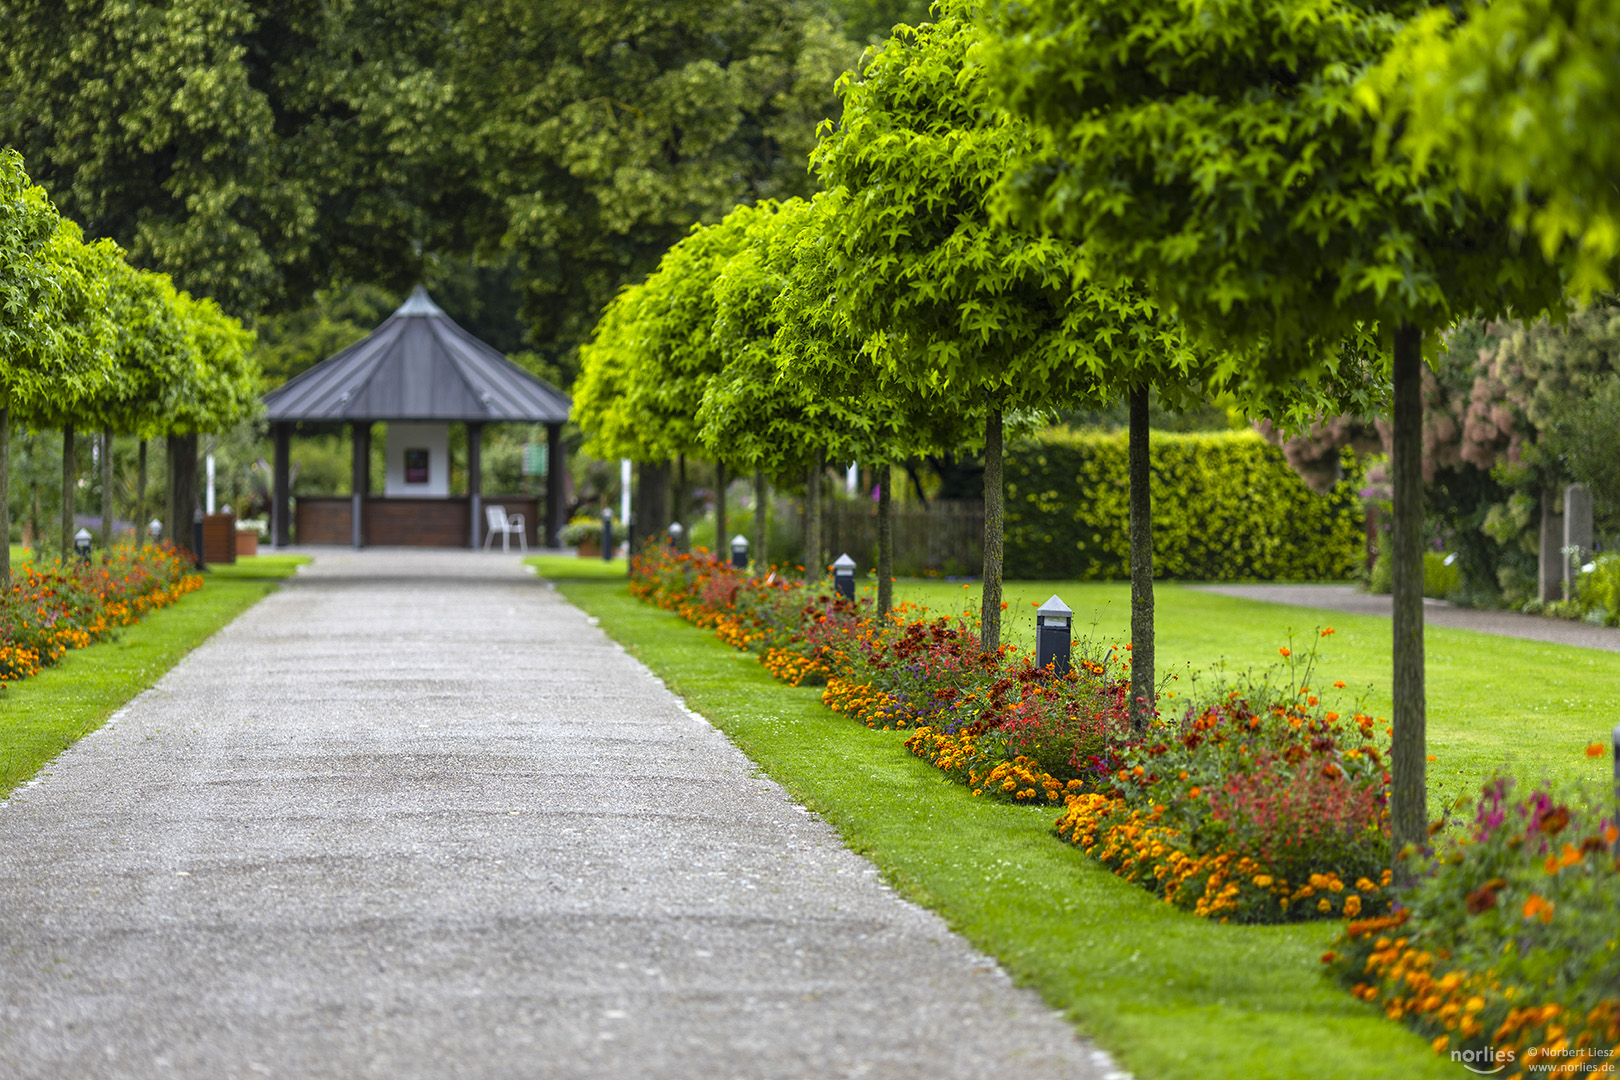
top-left (882, 579), bottom-right (1618, 803)
top-left (205, 553), bottom-right (311, 580)
top-left (0, 578), bottom-right (276, 797)
top-left (558, 581), bottom-right (1454, 1080)
top-left (524, 553), bottom-right (628, 581)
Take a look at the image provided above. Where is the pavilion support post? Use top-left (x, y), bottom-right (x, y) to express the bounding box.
top-left (545, 422), bottom-right (564, 548)
top-left (272, 423), bottom-right (290, 548)
top-left (350, 421), bottom-right (370, 549)
top-left (468, 422), bottom-right (484, 549)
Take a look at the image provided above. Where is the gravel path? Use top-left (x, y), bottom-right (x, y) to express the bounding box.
top-left (1195, 583), bottom-right (1620, 652)
top-left (0, 549), bottom-right (1117, 1080)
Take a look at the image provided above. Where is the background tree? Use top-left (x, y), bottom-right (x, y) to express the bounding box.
top-left (986, 0), bottom-right (1567, 855)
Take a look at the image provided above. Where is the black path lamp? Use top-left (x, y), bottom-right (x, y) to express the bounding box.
top-left (600, 508), bottom-right (614, 562)
top-left (148, 519), bottom-right (162, 542)
top-left (832, 553), bottom-right (856, 601)
top-left (74, 528), bottom-right (92, 563)
top-left (1036, 594), bottom-right (1073, 676)
top-left (730, 534), bottom-right (749, 570)
top-left (1612, 724), bottom-right (1620, 856)
top-left (667, 521), bottom-right (684, 550)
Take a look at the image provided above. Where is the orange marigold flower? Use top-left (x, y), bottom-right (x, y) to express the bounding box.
top-left (1586, 742), bottom-right (1605, 758)
top-left (1278, 647), bottom-right (1291, 657)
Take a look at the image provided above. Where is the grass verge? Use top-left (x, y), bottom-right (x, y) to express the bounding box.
top-left (205, 553), bottom-right (311, 580)
top-left (525, 553), bottom-right (628, 581)
top-left (0, 578), bottom-right (276, 797)
top-left (557, 580), bottom-right (1455, 1080)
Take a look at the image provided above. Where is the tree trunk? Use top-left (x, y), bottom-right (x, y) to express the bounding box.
top-left (635, 460), bottom-right (670, 548)
top-left (60, 423), bottom-right (76, 559)
top-left (167, 433), bottom-right (199, 563)
top-left (877, 462), bottom-right (893, 617)
top-left (980, 405), bottom-right (1004, 651)
top-left (1390, 323), bottom-right (1428, 868)
top-left (714, 461), bottom-right (727, 563)
top-left (752, 468), bottom-right (768, 575)
top-left (804, 449), bottom-right (823, 583)
top-left (100, 429), bottom-right (114, 560)
top-left (0, 403), bottom-right (9, 588)
top-left (675, 454), bottom-right (687, 531)
top-left (136, 440), bottom-right (148, 546)
top-left (1128, 386), bottom-right (1155, 734)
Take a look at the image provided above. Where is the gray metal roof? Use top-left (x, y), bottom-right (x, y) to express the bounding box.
top-left (263, 287), bottom-right (571, 424)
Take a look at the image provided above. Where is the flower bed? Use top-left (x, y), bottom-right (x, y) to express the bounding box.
top-left (629, 544), bottom-right (1389, 923)
top-left (0, 544), bottom-right (203, 683)
top-left (627, 542), bottom-right (1618, 1065)
top-left (1327, 767), bottom-right (1620, 1073)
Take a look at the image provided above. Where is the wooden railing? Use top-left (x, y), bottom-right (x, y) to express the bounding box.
top-left (822, 498), bottom-right (984, 578)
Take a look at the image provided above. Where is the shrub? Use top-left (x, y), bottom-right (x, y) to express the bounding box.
top-left (1328, 767), bottom-right (1619, 1070)
top-left (558, 518), bottom-right (602, 545)
top-left (1003, 427), bottom-right (1364, 581)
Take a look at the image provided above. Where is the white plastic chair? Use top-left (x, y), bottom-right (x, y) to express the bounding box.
top-left (483, 504), bottom-right (528, 552)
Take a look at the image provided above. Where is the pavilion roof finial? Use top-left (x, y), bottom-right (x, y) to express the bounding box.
top-left (396, 285), bottom-right (444, 318)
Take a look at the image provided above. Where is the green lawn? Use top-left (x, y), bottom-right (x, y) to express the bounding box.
top-left (863, 578), bottom-right (1615, 802)
top-left (525, 552), bottom-right (629, 581)
top-left (0, 578), bottom-right (277, 797)
top-left (205, 553), bottom-right (311, 579)
top-left (558, 580), bottom-right (1457, 1080)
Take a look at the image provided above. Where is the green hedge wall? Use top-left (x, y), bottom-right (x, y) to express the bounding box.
top-left (1004, 428), bottom-right (1364, 581)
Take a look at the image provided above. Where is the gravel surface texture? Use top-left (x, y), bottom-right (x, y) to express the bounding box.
top-left (0, 549), bottom-right (1117, 1080)
top-left (1195, 583), bottom-right (1620, 652)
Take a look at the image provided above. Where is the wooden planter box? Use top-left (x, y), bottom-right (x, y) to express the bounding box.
top-left (235, 530), bottom-right (259, 557)
top-left (576, 537), bottom-right (601, 558)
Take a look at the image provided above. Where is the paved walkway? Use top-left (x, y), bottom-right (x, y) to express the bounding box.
top-left (0, 550), bottom-right (1115, 1080)
top-left (1195, 583), bottom-right (1620, 652)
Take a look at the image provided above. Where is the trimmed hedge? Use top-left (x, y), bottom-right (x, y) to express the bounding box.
top-left (1004, 428), bottom-right (1363, 581)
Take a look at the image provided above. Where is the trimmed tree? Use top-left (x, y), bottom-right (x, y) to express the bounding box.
top-left (810, 0), bottom-right (1214, 720)
top-left (0, 150), bottom-right (79, 585)
top-left (986, 0), bottom-right (1568, 855)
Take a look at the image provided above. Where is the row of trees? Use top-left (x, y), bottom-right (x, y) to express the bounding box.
top-left (579, 0), bottom-right (1620, 869)
top-left (0, 150), bottom-right (258, 584)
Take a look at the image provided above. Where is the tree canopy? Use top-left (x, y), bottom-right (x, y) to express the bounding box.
top-left (1365, 0), bottom-right (1620, 297)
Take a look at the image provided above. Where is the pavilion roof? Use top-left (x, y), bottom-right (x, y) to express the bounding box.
top-left (263, 287), bottom-right (571, 424)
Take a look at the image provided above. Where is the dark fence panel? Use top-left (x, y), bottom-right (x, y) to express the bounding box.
top-left (823, 498), bottom-right (983, 578)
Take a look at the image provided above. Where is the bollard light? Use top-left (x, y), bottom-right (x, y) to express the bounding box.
top-left (1036, 594), bottom-right (1073, 676)
top-left (832, 552), bottom-right (856, 601)
top-left (731, 533), bottom-right (750, 570)
top-left (667, 521), bottom-right (684, 549)
top-left (148, 518), bottom-right (163, 541)
top-left (74, 527), bottom-right (92, 562)
top-left (1612, 724), bottom-right (1620, 857)
top-left (601, 508), bottom-right (614, 562)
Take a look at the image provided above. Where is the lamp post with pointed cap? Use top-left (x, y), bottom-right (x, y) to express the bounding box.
top-left (667, 521), bottom-right (684, 550)
top-left (833, 553), bottom-right (856, 601)
top-left (1036, 594), bottom-right (1073, 676)
top-left (731, 534), bottom-right (749, 570)
top-left (74, 527), bottom-right (92, 563)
